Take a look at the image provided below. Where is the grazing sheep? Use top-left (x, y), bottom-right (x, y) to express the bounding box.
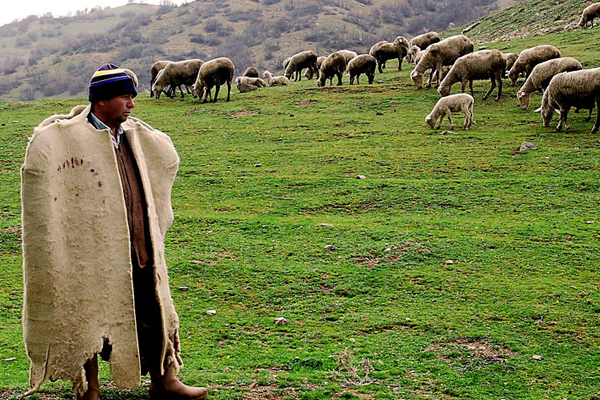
top-left (242, 66), bottom-right (259, 77)
top-left (408, 31), bottom-right (440, 50)
top-left (263, 70), bottom-right (290, 86)
top-left (541, 68), bottom-right (600, 133)
top-left (284, 50), bottom-right (318, 81)
top-left (369, 36), bottom-right (410, 73)
top-left (425, 93), bottom-right (474, 130)
top-left (283, 57), bottom-right (291, 71)
top-left (150, 60), bottom-right (171, 97)
top-left (508, 45), bottom-right (562, 85)
top-left (410, 35), bottom-right (474, 89)
top-left (437, 49), bottom-right (506, 101)
top-left (503, 52), bottom-right (519, 77)
top-left (235, 76), bottom-right (266, 87)
top-left (151, 59), bottom-right (204, 99)
top-left (348, 54), bottom-right (377, 85)
top-left (317, 52), bottom-right (347, 87)
top-left (335, 50), bottom-right (358, 69)
top-left (192, 57), bottom-right (235, 103)
top-left (517, 57), bottom-right (583, 109)
top-left (406, 45), bottom-right (424, 64)
top-left (579, 2), bottom-right (600, 28)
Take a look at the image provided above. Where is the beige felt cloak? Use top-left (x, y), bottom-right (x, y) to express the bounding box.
top-left (21, 105), bottom-right (182, 395)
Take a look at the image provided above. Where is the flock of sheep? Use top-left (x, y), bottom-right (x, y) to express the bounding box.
top-left (148, 2), bottom-right (600, 134)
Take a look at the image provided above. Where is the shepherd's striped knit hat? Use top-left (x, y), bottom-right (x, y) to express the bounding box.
top-left (88, 63), bottom-right (137, 103)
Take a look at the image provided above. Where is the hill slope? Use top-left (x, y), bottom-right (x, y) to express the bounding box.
top-left (0, 0), bottom-right (521, 101)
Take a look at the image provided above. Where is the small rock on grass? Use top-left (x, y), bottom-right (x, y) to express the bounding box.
top-left (520, 141), bottom-right (538, 151)
top-left (206, 310), bottom-right (217, 315)
top-left (274, 317), bottom-right (288, 325)
top-left (532, 354), bottom-right (544, 360)
top-left (356, 175), bottom-right (366, 179)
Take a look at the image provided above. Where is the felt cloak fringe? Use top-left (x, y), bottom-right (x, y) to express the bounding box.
top-left (21, 105), bottom-right (182, 396)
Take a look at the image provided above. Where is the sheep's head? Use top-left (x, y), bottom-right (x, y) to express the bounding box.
top-left (508, 68), bottom-right (519, 86)
top-left (410, 69), bottom-right (423, 89)
top-left (151, 83), bottom-right (163, 99)
top-left (517, 90), bottom-right (531, 110)
top-left (437, 84), bottom-right (450, 97)
top-left (263, 71), bottom-right (272, 80)
top-left (191, 83), bottom-right (201, 98)
top-left (541, 105), bottom-right (554, 127)
top-left (425, 114), bottom-right (436, 129)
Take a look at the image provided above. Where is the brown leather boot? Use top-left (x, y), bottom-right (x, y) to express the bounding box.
top-left (149, 365), bottom-right (207, 400)
top-left (76, 355), bottom-right (101, 400)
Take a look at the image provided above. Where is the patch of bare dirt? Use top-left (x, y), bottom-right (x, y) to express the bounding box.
top-left (230, 110), bottom-right (260, 117)
top-left (241, 384), bottom-right (299, 399)
top-left (1, 390), bottom-right (63, 399)
top-left (291, 99), bottom-right (316, 106)
top-left (425, 339), bottom-right (515, 365)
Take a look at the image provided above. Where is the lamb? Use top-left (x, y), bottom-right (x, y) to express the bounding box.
top-left (508, 45), bottom-right (562, 85)
top-left (347, 54), bottom-right (377, 85)
top-left (263, 70), bottom-right (290, 86)
top-left (151, 59), bottom-right (204, 99)
top-left (192, 57), bottom-right (235, 103)
top-left (284, 50), bottom-right (318, 81)
top-left (425, 93), bottom-right (474, 130)
top-left (317, 52), bottom-right (347, 87)
top-left (437, 49), bottom-right (506, 101)
top-left (369, 36), bottom-right (410, 73)
top-left (517, 57), bottom-right (583, 109)
top-left (408, 31), bottom-right (440, 50)
top-left (410, 35), bottom-right (474, 89)
top-left (579, 2), bottom-right (600, 28)
top-left (242, 66), bottom-right (259, 77)
top-left (234, 76), bottom-right (266, 87)
top-left (541, 68), bottom-right (600, 133)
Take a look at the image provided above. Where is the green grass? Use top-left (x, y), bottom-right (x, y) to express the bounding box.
top-left (2, 29), bottom-right (600, 399)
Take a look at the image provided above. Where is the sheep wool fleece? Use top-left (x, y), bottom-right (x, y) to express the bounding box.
top-left (21, 105), bottom-right (182, 396)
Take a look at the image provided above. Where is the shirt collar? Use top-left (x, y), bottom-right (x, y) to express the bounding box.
top-left (88, 112), bottom-right (124, 149)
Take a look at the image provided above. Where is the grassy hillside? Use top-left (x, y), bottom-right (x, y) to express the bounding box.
top-left (0, 0), bottom-right (520, 102)
top-left (1, 24), bottom-right (600, 399)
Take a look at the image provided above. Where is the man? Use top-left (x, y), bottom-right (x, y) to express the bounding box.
top-left (21, 64), bottom-right (207, 400)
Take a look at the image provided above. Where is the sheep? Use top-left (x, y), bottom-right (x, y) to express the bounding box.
top-left (437, 49), bottom-right (506, 101)
top-left (151, 59), bottom-right (204, 99)
top-left (284, 50), bottom-right (318, 81)
top-left (235, 76), bottom-right (266, 87)
top-left (408, 31), bottom-right (440, 50)
top-left (304, 56), bottom-right (327, 79)
top-left (192, 57), bottom-right (235, 103)
top-left (410, 35), bottom-right (474, 89)
top-left (508, 45), bottom-right (562, 85)
top-left (541, 68), bottom-right (600, 133)
top-left (317, 52), bottom-right (347, 87)
top-left (579, 2), bottom-right (600, 28)
top-left (517, 57), bottom-right (583, 110)
top-left (263, 70), bottom-right (290, 86)
top-left (347, 54), bottom-right (377, 85)
top-left (335, 50), bottom-right (358, 69)
top-left (406, 45), bottom-right (424, 64)
top-left (242, 66), bottom-right (259, 77)
top-left (503, 53), bottom-right (518, 74)
top-left (369, 36), bottom-right (410, 73)
top-left (425, 93), bottom-right (474, 130)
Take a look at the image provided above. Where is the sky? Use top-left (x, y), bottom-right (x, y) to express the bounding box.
top-left (1, 0), bottom-right (185, 27)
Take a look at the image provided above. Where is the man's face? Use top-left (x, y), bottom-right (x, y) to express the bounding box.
top-left (96, 94), bottom-right (135, 126)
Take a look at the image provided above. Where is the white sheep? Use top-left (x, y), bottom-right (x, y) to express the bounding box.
top-left (579, 3), bottom-right (600, 28)
top-left (425, 93), bottom-right (474, 130)
top-left (406, 45), bottom-right (424, 64)
top-left (235, 76), bottom-right (266, 87)
top-left (437, 49), bottom-right (506, 101)
top-left (508, 45), bottom-right (562, 85)
top-left (263, 70), bottom-right (290, 86)
top-left (347, 54), bottom-right (377, 85)
top-left (151, 59), bottom-right (204, 99)
top-left (410, 35), bottom-right (474, 89)
top-left (192, 57), bottom-right (235, 103)
top-left (335, 50), bottom-right (358, 70)
top-left (408, 32), bottom-right (440, 50)
top-left (284, 50), bottom-right (318, 81)
top-left (541, 68), bottom-right (600, 133)
top-left (517, 57), bottom-right (583, 110)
